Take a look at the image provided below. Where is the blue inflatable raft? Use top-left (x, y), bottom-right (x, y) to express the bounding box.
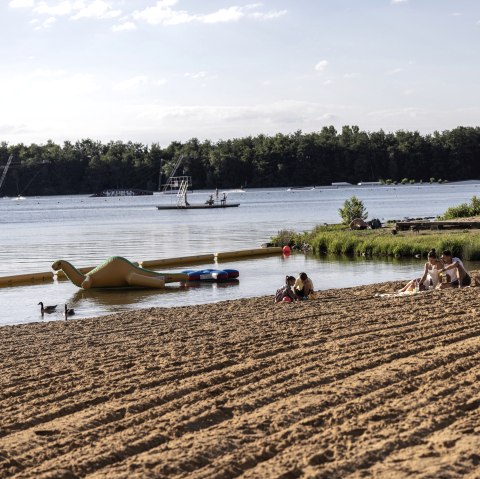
top-left (182, 268), bottom-right (239, 282)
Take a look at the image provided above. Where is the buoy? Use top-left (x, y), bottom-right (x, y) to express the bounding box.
top-left (282, 245), bottom-right (291, 255)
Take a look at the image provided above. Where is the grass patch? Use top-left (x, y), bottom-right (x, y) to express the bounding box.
top-left (271, 225), bottom-right (480, 259)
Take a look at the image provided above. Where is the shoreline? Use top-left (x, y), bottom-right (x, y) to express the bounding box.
top-left (1, 281), bottom-right (479, 478)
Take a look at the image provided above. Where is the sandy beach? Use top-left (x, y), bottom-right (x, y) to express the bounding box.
top-left (1, 281), bottom-right (479, 478)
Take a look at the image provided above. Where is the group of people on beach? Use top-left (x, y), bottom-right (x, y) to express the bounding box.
top-left (399, 249), bottom-right (477, 293)
top-left (275, 272), bottom-right (314, 303)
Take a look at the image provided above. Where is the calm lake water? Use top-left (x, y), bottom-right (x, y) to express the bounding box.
top-left (1, 182), bottom-right (480, 326)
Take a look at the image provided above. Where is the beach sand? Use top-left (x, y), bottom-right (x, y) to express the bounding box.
top-left (1, 281), bottom-right (479, 478)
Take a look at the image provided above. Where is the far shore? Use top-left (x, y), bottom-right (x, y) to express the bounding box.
top-left (1, 279), bottom-right (479, 478)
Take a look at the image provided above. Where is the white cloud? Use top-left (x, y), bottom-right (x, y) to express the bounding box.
top-left (133, 1), bottom-right (286, 26)
top-left (367, 107), bottom-right (424, 119)
top-left (185, 71), bottom-right (207, 79)
top-left (452, 12), bottom-right (462, 17)
top-left (71, 1), bottom-right (121, 20)
top-left (113, 75), bottom-right (149, 91)
top-left (403, 89), bottom-right (414, 96)
top-left (386, 67), bottom-right (403, 75)
top-left (39, 16), bottom-right (56, 28)
top-left (202, 7), bottom-right (243, 24)
top-left (23, 0), bottom-right (122, 21)
top-left (314, 60), bottom-right (328, 73)
top-left (112, 20), bottom-right (136, 32)
top-left (343, 72), bottom-right (358, 79)
top-left (32, 68), bottom-right (66, 77)
top-left (391, 0), bottom-right (408, 4)
top-left (249, 10), bottom-right (287, 20)
top-left (33, 1), bottom-right (76, 17)
top-left (9, 0), bottom-right (35, 7)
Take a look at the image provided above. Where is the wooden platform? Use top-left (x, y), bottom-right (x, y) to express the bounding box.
top-left (157, 203), bottom-right (240, 210)
top-left (396, 220), bottom-right (480, 231)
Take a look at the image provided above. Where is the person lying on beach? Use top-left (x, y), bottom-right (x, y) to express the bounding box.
top-left (399, 248), bottom-right (443, 293)
top-left (275, 276), bottom-right (297, 303)
top-left (438, 250), bottom-right (471, 288)
top-left (294, 272), bottom-right (314, 299)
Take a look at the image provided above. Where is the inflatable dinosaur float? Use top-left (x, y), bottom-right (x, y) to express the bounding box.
top-left (52, 256), bottom-right (188, 289)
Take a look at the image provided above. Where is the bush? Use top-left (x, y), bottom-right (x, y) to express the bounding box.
top-left (442, 195), bottom-right (480, 219)
top-left (338, 196), bottom-right (368, 225)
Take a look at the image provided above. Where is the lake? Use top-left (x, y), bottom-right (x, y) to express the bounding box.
top-left (1, 182), bottom-right (479, 326)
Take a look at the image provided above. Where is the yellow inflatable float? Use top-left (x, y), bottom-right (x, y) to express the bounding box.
top-left (52, 256), bottom-right (188, 289)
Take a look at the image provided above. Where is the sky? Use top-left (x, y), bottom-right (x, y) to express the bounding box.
top-left (1, 0), bottom-right (479, 146)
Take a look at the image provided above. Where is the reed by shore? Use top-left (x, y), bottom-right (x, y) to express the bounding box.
top-left (274, 221), bottom-right (480, 259)
top-left (1, 280), bottom-right (479, 478)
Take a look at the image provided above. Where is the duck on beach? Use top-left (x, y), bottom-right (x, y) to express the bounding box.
top-left (38, 302), bottom-right (57, 314)
top-left (64, 304), bottom-right (75, 318)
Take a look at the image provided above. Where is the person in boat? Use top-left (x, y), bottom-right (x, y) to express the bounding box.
top-left (221, 192), bottom-right (227, 206)
top-left (275, 276), bottom-right (297, 303)
top-left (205, 194), bottom-right (214, 206)
top-left (294, 272), bottom-right (314, 299)
top-left (399, 249), bottom-right (443, 293)
top-left (438, 250), bottom-right (471, 288)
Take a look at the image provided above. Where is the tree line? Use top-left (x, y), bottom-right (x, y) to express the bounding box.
top-left (1, 126), bottom-right (479, 196)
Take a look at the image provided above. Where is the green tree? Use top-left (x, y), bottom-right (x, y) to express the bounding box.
top-left (339, 196), bottom-right (368, 225)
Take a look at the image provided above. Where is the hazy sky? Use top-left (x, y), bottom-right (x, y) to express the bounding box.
top-left (1, 0), bottom-right (479, 146)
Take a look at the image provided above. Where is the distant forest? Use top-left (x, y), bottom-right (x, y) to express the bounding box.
top-left (1, 126), bottom-right (480, 196)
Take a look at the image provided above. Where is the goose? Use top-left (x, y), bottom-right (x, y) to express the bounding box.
top-left (38, 302), bottom-right (57, 314)
top-left (64, 304), bottom-right (75, 318)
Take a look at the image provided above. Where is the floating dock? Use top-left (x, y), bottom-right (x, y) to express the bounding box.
top-left (157, 203), bottom-right (240, 210)
top-left (395, 220), bottom-right (480, 231)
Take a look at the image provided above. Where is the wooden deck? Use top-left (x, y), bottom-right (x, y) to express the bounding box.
top-left (396, 220), bottom-right (480, 231)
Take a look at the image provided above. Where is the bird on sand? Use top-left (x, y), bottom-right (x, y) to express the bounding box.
top-left (38, 302), bottom-right (57, 314)
top-left (64, 304), bottom-right (75, 318)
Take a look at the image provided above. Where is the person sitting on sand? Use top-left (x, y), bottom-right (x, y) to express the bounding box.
top-left (438, 250), bottom-right (471, 288)
top-left (275, 276), bottom-right (297, 303)
top-left (294, 272), bottom-right (314, 299)
top-left (399, 248), bottom-right (443, 293)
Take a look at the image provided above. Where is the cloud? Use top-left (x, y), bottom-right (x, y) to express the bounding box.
top-left (112, 20), bottom-right (136, 32)
top-left (367, 107), bottom-right (424, 119)
top-left (137, 101), bottom-right (340, 129)
top-left (391, 0), bottom-right (408, 4)
top-left (11, 0), bottom-right (286, 30)
top-left (33, 1), bottom-right (77, 17)
top-left (386, 67), bottom-right (403, 75)
top-left (185, 71), bottom-right (207, 79)
top-left (71, 1), bottom-right (122, 20)
top-left (314, 60), bottom-right (328, 73)
top-left (16, 0), bottom-right (123, 21)
top-left (113, 75), bottom-right (149, 91)
top-left (132, 1), bottom-right (286, 26)
top-left (8, 0), bottom-right (35, 7)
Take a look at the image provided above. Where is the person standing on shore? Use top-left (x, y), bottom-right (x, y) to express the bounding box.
top-left (439, 250), bottom-right (471, 288)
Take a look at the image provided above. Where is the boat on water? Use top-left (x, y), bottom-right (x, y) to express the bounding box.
top-left (287, 186), bottom-right (315, 191)
top-left (90, 188), bottom-right (153, 197)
